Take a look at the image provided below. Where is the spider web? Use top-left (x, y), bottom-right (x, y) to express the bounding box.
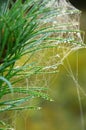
top-left (13, 2), bottom-right (86, 130)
